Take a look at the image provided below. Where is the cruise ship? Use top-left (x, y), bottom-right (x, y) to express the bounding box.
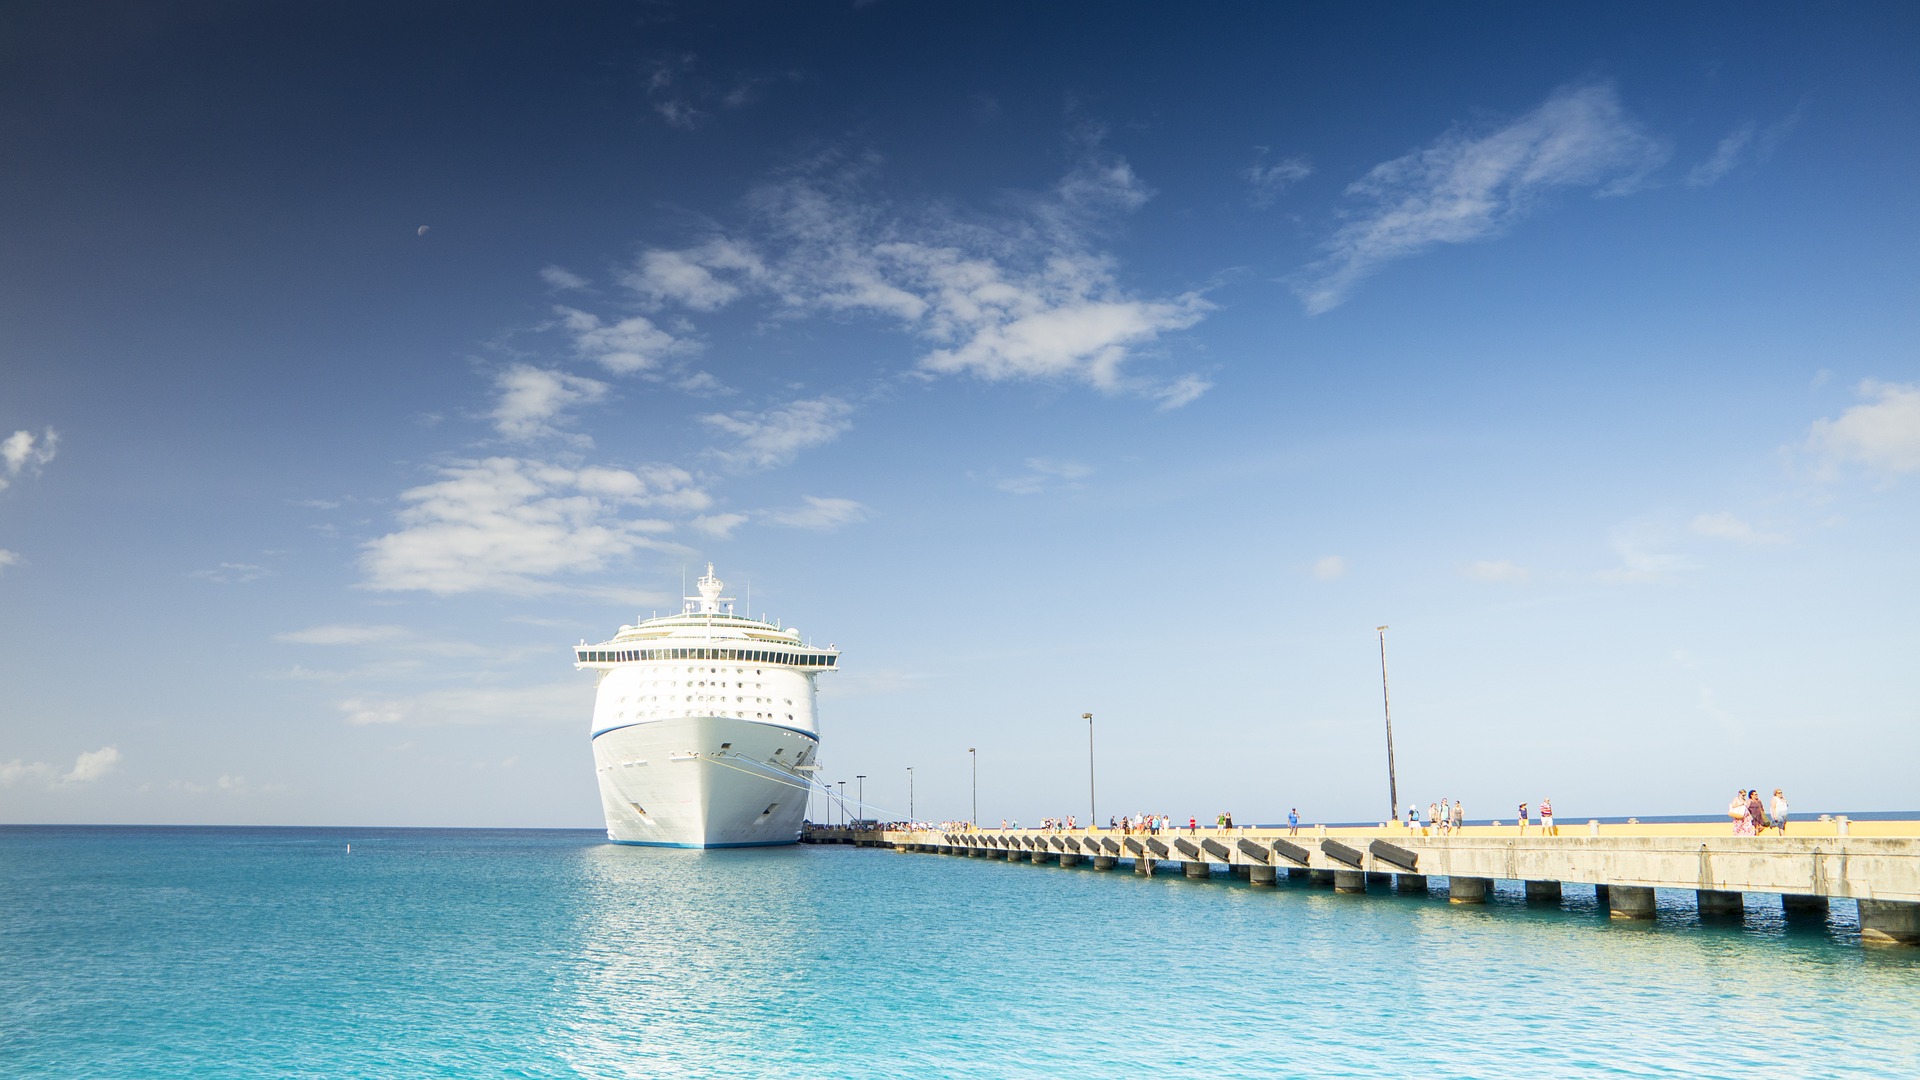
top-left (575, 566), bottom-right (837, 847)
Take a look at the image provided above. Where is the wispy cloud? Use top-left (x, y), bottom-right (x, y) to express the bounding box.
top-left (763, 496), bottom-right (869, 531)
top-left (1, 745), bottom-right (119, 787)
top-left (0, 427), bottom-right (58, 491)
top-left (1805, 380), bottom-right (1920, 476)
top-left (490, 364), bottom-right (609, 443)
top-left (338, 682), bottom-right (583, 728)
top-left (191, 562), bottom-right (272, 584)
top-left (1312, 555), bottom-right (1347, 580)
top-left (360, 457), bottom-right (707, 595)
top-left (1684, 105), bottom-right (1803, 188)
top-left (1243, 151), bottom-right (1312, 207)
top-left (1598, 522), bottom-right (1691, 583)
top-left (995, 457), bottom-right (1093, 496)
top-left (1688, 511), bottom-right (1786, 545)
top-left (276, 624), bottom-right (413, 646)
top-left (555, 306), bottom-right (691, 375)
top-left (1295, 81), bottom-right (1667, 314)
top-left (619, 145), bottom-right (1213, 405)
top-left (701, 396), bottom-right (854, 470)
top-left (1464, 559), bottom-right (1530, 582)
top-left (643, 53), bottom-right (799, 130)
top-left (0, 550), bottom-right (19, 574)
top-left (539, 265), bottom-right (589, 291)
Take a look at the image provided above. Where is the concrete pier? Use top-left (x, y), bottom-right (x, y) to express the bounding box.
top-left (1448, 876), bottom-right (1491, 904)
top-left (818, 822), bottom-right (1920, 948)
top-left (1858, 900), bottom-right (1920, 946)
top-left (1782, 893), bottom-right (1829, 915)
top-left (1696, 889), bottom-right (1744, 918)
top-left (1609, 885), bottom-right (1656, 920)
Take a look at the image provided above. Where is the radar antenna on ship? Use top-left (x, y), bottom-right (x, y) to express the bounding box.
top-left (685, 562), bottom-right (734, 616)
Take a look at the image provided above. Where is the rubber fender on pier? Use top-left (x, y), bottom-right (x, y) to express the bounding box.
top-left (1146, 839), bottom-right (1171, 858)
top-left (1101, 837), bottom-right (1122, 854)
top-left (1320, 839), bottom-right (1364, 867)
top-left (1124, 838), bottom-right (1145, 855)
top-left (1236, 838), bottom-right (1270, 863)
top-left (1367, 839), bottom-right (1418, 871)
top-left (1174, 838), bottom-right (1201, 858)
top-left (1202, 838), bottom-right (1232, 861)
top-left (1063, 838), bottom-right (1082, 853)
top-left (1021, 836), bottom-right (1036, 849)
top-left (1049, 837), bottom-right (1066, 851)
top-left (1270, 839), bottom-right (1313, 866)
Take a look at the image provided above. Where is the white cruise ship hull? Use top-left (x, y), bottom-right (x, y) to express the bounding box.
top-left (591, 715), bottom-right (817, 848)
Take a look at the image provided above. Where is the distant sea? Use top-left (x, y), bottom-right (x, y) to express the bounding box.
top-left (3, 826), bottom-right (1915, 1078)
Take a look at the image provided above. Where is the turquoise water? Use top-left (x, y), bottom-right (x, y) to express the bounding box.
top-left (2, 827), bottom-right (1916, 1078)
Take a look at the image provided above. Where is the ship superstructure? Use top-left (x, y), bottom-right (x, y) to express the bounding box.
top-left (575, 565), bottom-right (837, 847)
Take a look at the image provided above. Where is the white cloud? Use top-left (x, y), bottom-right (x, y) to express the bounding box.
top-left (338, 682), bottom-right (584, 728)
top-left (1684, 106), bottom-right (1802, 188)
top-left (1599, 523), bottom-right (1691, 583)
top-left (1, 745), bottom-right (119, 787)
top-left (0, 427), bottom-right (58, 491)
top-left (763, 496), bottom-right (869, 531)
top-left (1244, 153), bottom-right (1313, 207)
top-left (995, 458), bottom-right (1093, 496)
top-left (0, 549), bottom-right (18, 573)
top-left (65, 746), bottom-right (120, 783)
top-left (276, 624), bottom-right (413, 646)
top-left (1688, 511), bottom-right (1786, 545)
top-left (540, 265), bottom-right (589, 290)
top-left (1296, 81), bottom-right (1667, 314)
top-left (1464, 559), bottom-right (1530, 582)
top-left (622, 240), bottom-right (764, 311)
top-left (690, 512), bottom-right (749, 538)
top-left (555, 306), bottom-right (690, 375)
top-left (360, 457), bottom-right (707, 595)
top-left (624, 150), bottom-right (1212, 405)
top-left (701, 396), bottom-right (854, 470)
top-left (490, 364), bottom-right (609, 442)
top-left (191, 562), bottom-right (272, 584)
top-left (1313, 555), bottom-right (1346, 580)
top-left (1806, 380), bottom-right (1920, 475)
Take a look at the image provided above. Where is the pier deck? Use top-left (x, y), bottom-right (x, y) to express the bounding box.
top-left (802, 819), bottom-right (1920, 946)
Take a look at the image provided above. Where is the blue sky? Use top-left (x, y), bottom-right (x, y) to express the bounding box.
top-left (2, 2), bottom-right (1917, 827)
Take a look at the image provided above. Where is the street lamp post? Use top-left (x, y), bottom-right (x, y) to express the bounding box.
top-left (1083, 712), bottom-right (1095, 827)
top-left (837, 781), bottom-right (847, 828)
top-left (968, 748), bottom-right (977, 827)
top-left (855, 775), bottom-right (866, 828)
top-left (1377, 625), bottom-right (1398, 826)
top-left (906, 767), bottom-right (914, 823)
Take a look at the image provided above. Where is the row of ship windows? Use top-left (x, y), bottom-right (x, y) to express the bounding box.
top-left (578, 647), bottom-right (836, 666)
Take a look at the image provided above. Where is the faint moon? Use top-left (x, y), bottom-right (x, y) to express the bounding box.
top-left (416, 225), bottom-right (430, 236)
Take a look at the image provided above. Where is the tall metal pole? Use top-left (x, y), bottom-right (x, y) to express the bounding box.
top-left (968, 748), bottom-right (977, 826)
top-left (907, 766), bottom-right (914, 822)
top-left (1083, 712), bottom-right (1095, 826)
top-left (1377, 625), bottom-right (1398, 825)
top-left (837, 781), bottom-right (846, 827)
top-left (856, 775), bottom-right (865, 826)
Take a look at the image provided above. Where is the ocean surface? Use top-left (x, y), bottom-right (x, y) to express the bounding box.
top-left (2, 826), bottom-right (1916, 1078)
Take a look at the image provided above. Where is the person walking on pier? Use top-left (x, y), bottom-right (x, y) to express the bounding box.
top-left (1517, 802), bottom-right (1528, 836)
top-left (1541, 798), bottom-right (1556, 836)
top-left (1771, 789), bottom-right (1789, 834)
top-left (1730, 790), bottom-right (1755, 836)
top-left (1747, 789), bottom-right (1767, 833)
top-left (1288, 808), bottom-right (1299, 836)
top-left (1451, 800), bottom-right (1464, 832)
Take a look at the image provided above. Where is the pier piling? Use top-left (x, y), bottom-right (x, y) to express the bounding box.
top-left (1859, 899), bottom-right (1920, 946)
top-left (1696, 889), bottom-right (1744, 918)
top-left (1608, 885), bottom-right (1656, 920)
top-left (1448, 876), bottom-right (1491, 904)
top-left (1396, 874), bottom-right (1428, 893)
top-left (1524, 880), bottom-right (1563, 904)
top-left (1334, 870), bottom-right (1367, 893)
